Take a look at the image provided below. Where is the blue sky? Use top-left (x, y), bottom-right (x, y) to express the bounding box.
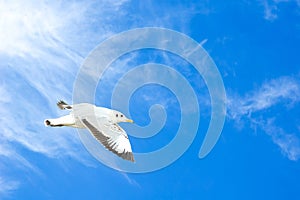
top-left (1, 0), bottom-right (300, 199)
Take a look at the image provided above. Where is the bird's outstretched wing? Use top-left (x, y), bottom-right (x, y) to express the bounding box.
top-left (80, 117), bottom-right (134, 162)
top-left (57, 100), bottom-right (73, 110)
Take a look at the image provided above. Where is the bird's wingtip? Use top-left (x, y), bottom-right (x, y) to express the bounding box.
top-left (44, 119), bottom-right (51, 126)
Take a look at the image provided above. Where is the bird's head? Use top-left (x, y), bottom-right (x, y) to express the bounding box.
top-left (111, 110), bottom-right (134, 124)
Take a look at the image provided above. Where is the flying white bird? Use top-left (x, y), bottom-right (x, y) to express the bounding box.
top-left (44, 100), bottom-right (135, 162)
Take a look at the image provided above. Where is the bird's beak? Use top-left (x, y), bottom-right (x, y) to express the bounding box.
top-left (126, 119), bottom-right (134, 123)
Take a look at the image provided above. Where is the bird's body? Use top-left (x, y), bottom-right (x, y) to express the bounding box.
top-left (44, 100), bottom-right (135, 162)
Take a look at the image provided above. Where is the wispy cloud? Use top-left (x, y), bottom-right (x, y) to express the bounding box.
top-left (0, 143), bottom-right (35, 198)
top-left (120, 173), bottom-right (141, 188)
top-left (1, 0), bottom-right (211, 195)
top-left (228, 76), bottom-right (300, 120)
top-left (262, 0), bottom-right (278, 21)
top-left (0, 1), bottom-right (83, 57)
top-left (227, 76), bottom-right (300, 160)
top-left (0, 0), bottom-right (129, 58)
top-left (0, 177), bottom-right (19, 197)
top-left (260, 0), bottom-right (300, 21)
top-left (0, 0), bottom-right (130, 196)
top-left (258, 118), bottom-right (300, 161)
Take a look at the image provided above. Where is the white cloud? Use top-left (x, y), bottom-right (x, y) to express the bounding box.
top-left (227, 76), bottom-right (300, 161)
top-left (0, 0), bottom-right (130, 58)
top-left (0, 0), bottom-right (130, 196)
top-left (262, 0), bottom-right (278, 21)
top-left (120, 173), bottom-right (141, 188)
top-left (260, 0), bottom-right (300, 21)
top-left (0, 143), bottom-right (32, 198)
top-left (228, 76), bottom-right (300, 120)
top-left (0, 0), bottom-right (218, 196)
top-left (0, 86), bottom-right (11, 103)
top-left (0, 1), bottom-right (81, 56)
top-left (0, 177), bottom-right (19, 197)
top-left (254, 118), bottom-right (300, 161)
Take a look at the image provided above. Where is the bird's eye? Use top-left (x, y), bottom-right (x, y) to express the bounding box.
top-left (116, 114), bottom-right (118, 117)
top-left (121, 114), bottom-right (123, 117)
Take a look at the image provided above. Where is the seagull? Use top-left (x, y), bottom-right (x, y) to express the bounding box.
top-left (44, 100), bottom-right (135, 162)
